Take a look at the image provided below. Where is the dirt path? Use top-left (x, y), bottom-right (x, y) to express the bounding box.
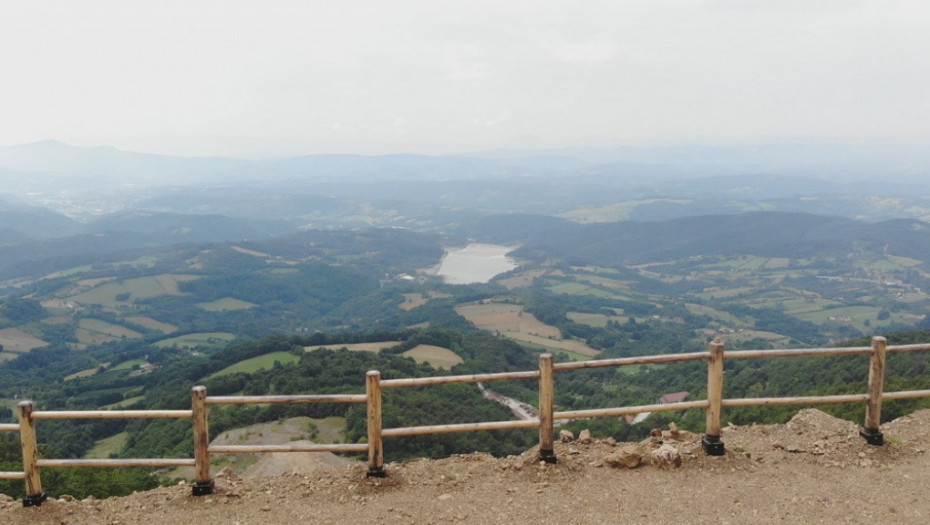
top-left (4, 409), bottom-right (930, 525)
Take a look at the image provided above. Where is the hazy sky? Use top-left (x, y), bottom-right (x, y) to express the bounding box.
top-left (2, 0), bottom-right (929, 157)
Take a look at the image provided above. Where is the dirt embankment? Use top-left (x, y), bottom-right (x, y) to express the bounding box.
top-left (5, 408), bottom-right (930, 525)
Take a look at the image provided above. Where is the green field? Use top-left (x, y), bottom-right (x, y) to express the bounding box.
top-left (111, 359), bottom-right (148, 371)
top-left (196, 297), bottom-right (258, 311)
top-left (123, 316), bottom-right (177, 333)
top-left (548, 281), bottom-right (613, 297)
top-left (84, 432), bottom-right (130, 459)
top-left (154, 332), bottom-right (237, 349)
top-left (101, 396), bottom-right (145, 409)
top-left (76, 319), bottom-right (143, 345)
top-left (68, 275), bottom-right (194, 307)
top-left (207, 351), bottom-right (301, 378)
top-left (797, 305), bottom-right (879, 323)
top-left (567, 312), bottom-right (611, 328)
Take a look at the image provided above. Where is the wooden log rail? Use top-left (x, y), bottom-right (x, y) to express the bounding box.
top-left (10, 335), bottom-right (930, 507)
top-left (190, 385), bottom-right (378, 494)
top-left (0, 421), bottom-right (25, 481)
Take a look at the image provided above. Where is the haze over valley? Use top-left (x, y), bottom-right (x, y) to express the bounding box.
top-left (3, 0), bottom-right (930, 505)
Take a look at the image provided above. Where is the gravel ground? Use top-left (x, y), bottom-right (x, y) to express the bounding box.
top-left (4, 408), bottom-right (930, 525)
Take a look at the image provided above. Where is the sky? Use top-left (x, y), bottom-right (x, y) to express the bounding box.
top-left (2, 0), bottom-right (929, 158)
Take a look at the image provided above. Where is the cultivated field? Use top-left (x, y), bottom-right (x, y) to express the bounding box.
top-left (497, 269), bottom-right (547, 290)
top-left (76, 319), bottom-right (143, 345)
top-left (401, 344), bottom-right (464, 370)
top-left (84, 432), bottom-right (129, 459)
top-left (123, 316), bottom-right (177, 333)
top-left (208, 351), bottom-right (302, 379)
top-left (67, 274), bottom-right (198, 306)
top-left (456, 302), bottom-right (601, 357)
top-left (0, 327), bottom-right (48, 352)
top-left (399, 293), bottom-right (428, 311)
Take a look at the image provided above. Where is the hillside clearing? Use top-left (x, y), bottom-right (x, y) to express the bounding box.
top-left (401, 344), bottom-right (463, 370)
top-left (0, 328), bottom-right (48, 352)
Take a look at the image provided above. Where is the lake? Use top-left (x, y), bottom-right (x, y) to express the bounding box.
top-left (437, 243), bottom-right (517, 284)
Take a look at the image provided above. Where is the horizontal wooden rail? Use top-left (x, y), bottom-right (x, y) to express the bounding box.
top-left (882, 390), bottom-right (930, 401)
top-left (725, 347), bottom-right (872, 359)
top-left (36, 458), bottom-right (195, 468)
top-left (887, 343), bottom-right (930, 354)
top-left (0, 423), bottom-right (19, 432)
top-left (383, 419), bottom-right (540, 437)
top-left (0, 471), bottom-right (25, 480)
top-left (554, 400), bottom-right (711, 420)
top-left (209, 443), bottom-right (368, 454)
top-left (206, 394), bottom-right (366, 405)
top-left (722, 394), bottom-right (870, 407)
top-left (381, 370), bottom-right (539, 388)
top-left (553, 351), bottom-right (709, 371)
top-left (33, 410), bottom-right (192, 420)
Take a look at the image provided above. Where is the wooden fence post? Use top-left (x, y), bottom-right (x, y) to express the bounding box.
top-left (702, 340), bottom-right (725, 455)
top-left (366, 371), bottom-right (385, 477)
top-left (538, 353), bottom-right (556, 463)
top-left (860, 336), bottom-right (887, 445)
top-left (191, 386), bottom-right (214, 495)
top-left (18, 401), bottom-right (46, 507)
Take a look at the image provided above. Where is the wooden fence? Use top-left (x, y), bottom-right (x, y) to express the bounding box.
top-left (6, 336), bottom-right (930, 506)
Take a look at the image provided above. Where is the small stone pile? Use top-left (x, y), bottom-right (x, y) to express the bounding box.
top-left (559, 422), bottom-right (699, 469)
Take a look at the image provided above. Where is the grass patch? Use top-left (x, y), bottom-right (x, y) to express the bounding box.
top-left (84, 432), bottom-right (130, 459)
top-left (101, 396), bottom-right (145, 409)
top-left (207, 351), bottom-right (301, 379)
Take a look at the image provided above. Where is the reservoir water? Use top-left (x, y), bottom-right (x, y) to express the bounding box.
top-left (436, 243), bottom-right (517, 284)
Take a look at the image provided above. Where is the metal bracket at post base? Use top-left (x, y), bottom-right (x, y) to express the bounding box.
top-left (859, 427), bottom-right (884, 446)
top-left (22, 492), bottom-right (47, 507)
top-left (702, 434), bottom-right (725, 456)
top-left (192, 480), bottom-right (214, 496)
top-left (538, 448), bottom-right (557, 464)
top-left (366, 467), bottom-right (386, 478)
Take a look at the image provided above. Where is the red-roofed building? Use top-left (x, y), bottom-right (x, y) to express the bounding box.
top-left (659, 391), bottom-right (690, 404)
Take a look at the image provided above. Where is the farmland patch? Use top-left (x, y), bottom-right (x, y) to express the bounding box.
top-left (498, 269), bottom-right (546, 290)
top-left (208, 351), bottom-right (301, 379)
top-left (401, 344), bottom-right (463, 370)
top-left (0, 327), bottom-right (49, 352)
top-left (123, 316), bottom-right (177, 333)
top-left (399, 293), bottom-right (428, 311)
top-left (76, 319), bottom-right (142, 345)
top-left (85, 432), bottom-right (130, 459)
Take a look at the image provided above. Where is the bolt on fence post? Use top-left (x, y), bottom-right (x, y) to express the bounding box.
top-left (702, 341), bottom-right (726, 456)
top-left (18, 401), bottom-right (46, 507)
top-left (191, 386), bottom-right (214, 495)
top-left (860, 336), bottom-right (887, 446)
top-left (538, 353), bottom-right (557, 463)
top-left (366, 370), bottom-right (385, 477)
